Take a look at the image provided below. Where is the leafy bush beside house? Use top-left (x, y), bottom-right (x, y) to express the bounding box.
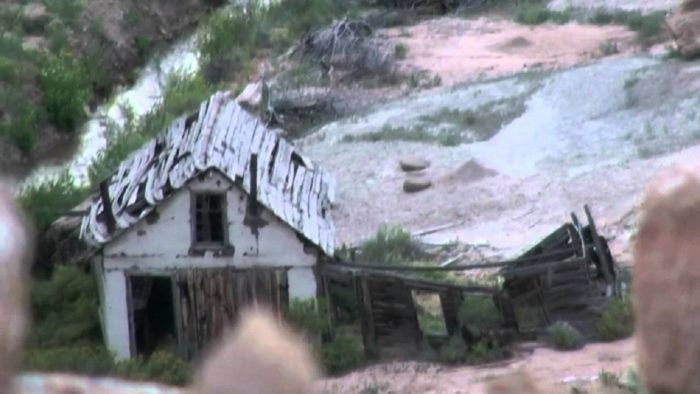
top-left (23, 265), bottom-right (192, 386)
top-left (18, 172), bottom-right (90, 234)
top-left (28, 265), bottom-right (102, 348)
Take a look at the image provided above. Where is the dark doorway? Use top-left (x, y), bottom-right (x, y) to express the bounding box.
top-left (130, 276), bottom-right (177, 357)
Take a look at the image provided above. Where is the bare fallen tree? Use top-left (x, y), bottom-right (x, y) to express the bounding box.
top-left (371, 0), bottom-right (494, 12)
top-left (262, 18), bottom-right (395, 135)
top-left (301, 18), bottom-right (391, 77)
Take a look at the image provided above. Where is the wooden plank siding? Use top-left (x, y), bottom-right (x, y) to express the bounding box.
top-left (174, 267), bottom-right (289, 360)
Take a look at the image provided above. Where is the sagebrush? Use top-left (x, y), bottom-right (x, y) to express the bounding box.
top-left (547, 321), bottom-right (584, 351)
top-left (359, 225), bottom-right (424, 264)
top-left (23, 265), bottom-right (191, 386)
top-left (595, 295), bottom-right (634, 341)
top-left (39, 53), bottom-right (90, 131)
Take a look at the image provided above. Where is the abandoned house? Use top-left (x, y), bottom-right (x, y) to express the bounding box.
top-left (78, 91), bottom-right (336, 360)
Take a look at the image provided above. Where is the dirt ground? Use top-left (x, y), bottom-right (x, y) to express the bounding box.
top-left (384, 17), bottom-right (640, 86)
top-left (547, 0), bottom-right (678, 12)
top-left (318, 339), bottom-right (635, 393)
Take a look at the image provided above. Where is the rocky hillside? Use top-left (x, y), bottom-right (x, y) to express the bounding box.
top-left (0, 0), bottom-right (221, 177)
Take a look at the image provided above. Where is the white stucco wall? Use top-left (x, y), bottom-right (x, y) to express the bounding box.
top-left (103, 170), bottom-right (318, 270)
top-left (288, 267), bottom-right (318, 300)
top-left (102, 270), bottom-right (131, 359)
top-left (99, 170), bottom-right (321, 359)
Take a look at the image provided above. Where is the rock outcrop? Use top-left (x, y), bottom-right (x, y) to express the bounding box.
top-left (403, 176), bottom-right (432, 193)
top-left (667, 4), bottom-right (700, 59)
top-left (399, 156), bottom-right (430, 172)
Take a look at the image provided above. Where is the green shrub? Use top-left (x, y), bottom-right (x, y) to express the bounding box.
top-left (18, 171), bottom-right (90, 233)
top-left (0, 6), bottom-right (22, 33)
top-left (284, 297), bottom-right (363, 375)
top-left (394, 43), bottom-right (408, 59)
top-left (135, 35), bottom-right (151, 60)
top-left (23, 264), bottom-right (192, 385)
top-left (515, 3), bottom-right (570, 25)
top-left (285, 297), bottom-right (330, 340)
top-left (0, 33), bottom-right (34, 62)
top-left (197, 5), bottom-right (260, 82)
top-left (24, 346), bottom-right (191, 386)
top-left (359, 225), bottom-right (423, 264)
top-left (44, 0), bottom-right (84, 27)
top-left (0, 84), bottom-right (39, 153)
top-left (341, 125), bottom-right (434, 144)
top-left (6, 105), bottom-right (38, 153)
top-left (40, 53), bottom-right (90, 131)
top-left (419, 108), bottom-right (475, 130)
top-left (595, 295), bottom-right (634, 341)
top-left (599, 369), bottom-right (620, 387)
top-left (267, 0), bottom-right (341, 44)
top-left (438, 335), bottom-right (466, 364)
top-left (23, 345), bottom-right (115, 376)
top-left (625, 11), bottom-right (665, 38)
top-left (80, 51), bottom-right (111, 95)
top-left (438, 129), bottom-right (463, 147)
top-left (409, 261), bottom-right (449, 282)
top-left (46, 21), bottom-right (70, 52)
top-left (664, 46), bottom-right (683, 60)
top-left (550, 9), bottom-right (571, 24)
top-left (589, 9), bottom-right (665, 38)
top-left (465, 339), bottom-right (508, 365)
top-left (620, 366), bottom-right (649, 394)
top-left (591, 9), bottom-right (615, 25)
top-left (547, 321), bottom-right (584, 351)
top-left (160, 72), bottom-right (215, 118)
top-left (320, 332), bottom-right (364, 375)
top-left (599, 40), bottom-right (619, 56)
top-left (114, 351), bottom-right (191, 386)
top-left (0, 56), bottom-right (17, 81)
top-left (86, 108), bottom-right (149, 185)
top-left (458, 296), bottom-right (502, 338)
top-left (197, 0), bottom-right (343, 82)
top-left (515, 4), bottom-right (552, 25)
top-left (28, 265), bottom-right (101, 347)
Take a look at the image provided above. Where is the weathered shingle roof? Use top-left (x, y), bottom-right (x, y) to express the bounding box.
top-left (80, 91), bottom-right (336, 254)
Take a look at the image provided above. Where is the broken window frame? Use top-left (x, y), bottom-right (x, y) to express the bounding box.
top-left (190, 191), bottom-right (229, 250)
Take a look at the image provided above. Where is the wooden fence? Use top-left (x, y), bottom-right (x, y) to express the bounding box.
top-left (322, 205), bottom-right (618, 358)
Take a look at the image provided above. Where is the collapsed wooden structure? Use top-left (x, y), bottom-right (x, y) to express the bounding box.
top-left (322, 205), bottom-right (618, 358)
top-left (500, 205), bottom-right (617, 336)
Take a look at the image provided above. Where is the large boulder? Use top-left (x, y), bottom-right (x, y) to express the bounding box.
top-left (667, 8), bottom-right (700, 59)
top-left (682, 0), bottom-right (700, 12)
top-left (399, 156), bottom-right (430, 172)
top-left (21, 3), bottom-right (51, 34)
top-left (403, 176), bottom-right (432, 193)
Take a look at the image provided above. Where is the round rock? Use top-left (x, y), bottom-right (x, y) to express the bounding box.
top-left (403, 177), bottom-right (432, 193)
top-left (399, 156), bottom-right (430, 172)
top-left (21, 4), bottom-right (50, 33)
